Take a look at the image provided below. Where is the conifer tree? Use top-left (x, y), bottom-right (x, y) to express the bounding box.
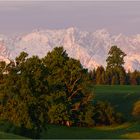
top-left (106, 46), bottom-right (126, 85)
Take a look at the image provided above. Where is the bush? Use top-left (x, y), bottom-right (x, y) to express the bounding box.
top-left (93, 101), bottom-right (124, 126)
top-left (132, 100), bottom-right (140, 119)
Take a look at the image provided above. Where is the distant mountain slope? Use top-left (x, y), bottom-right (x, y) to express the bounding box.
top-left (0, 27), bottom-right (140, 71)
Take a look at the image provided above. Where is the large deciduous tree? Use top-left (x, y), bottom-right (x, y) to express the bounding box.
top-left (42, 47), bottom-right (94, 127)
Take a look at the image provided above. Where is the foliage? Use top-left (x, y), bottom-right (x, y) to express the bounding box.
top-left (0, 53), bottom-right (49, 138)
top-left (42, 47), bottom-right (94, 126)
top-left (92, 85), bottom-right (140, 121)
top-left (93, 101), bottom-right (124, 125)
top-left (132, 100), bottom-right (140, 119)
top-left (0, 46), bottom-right (126, 139)
top-left (89, 46), bottom-right (140, 85)
top-left (106, 45), bottom-right (126, 70)
top-left (95, 66), bottom-right (106, 85)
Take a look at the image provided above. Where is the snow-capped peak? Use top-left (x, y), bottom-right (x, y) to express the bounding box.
top-left (93, 28), bottom-right (110, 38)
top-left (0, 27), bottom-right (140, 71)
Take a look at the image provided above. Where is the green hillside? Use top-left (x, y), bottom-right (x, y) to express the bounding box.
top-left (1, 85), bottom-right (140, 139)
top-left (0, 131), bottom-right (28, 139)
top-left (41, 122), bottom-right (140, 139)
top-left (93, 85), bottom-right (140, 120)
top-left (40, 85), bottom-right (140, 139)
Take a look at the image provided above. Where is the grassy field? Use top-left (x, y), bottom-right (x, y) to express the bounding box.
top-left (1, 85), bottom-right (140, 139)
top-left (0, 131), bottom-right (28, 139)
top-left (40, 85), bottom-right (140, 139)
top-left (41, 122), bottom-right (140, 139)
top-left (2, 123), bottom-right (139, 139)
top-left (93, 85), bottom-right (140, 120)
top-left (93, 85), bottom-right (140, 94)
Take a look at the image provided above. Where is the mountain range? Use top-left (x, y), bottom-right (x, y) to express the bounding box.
top-left (0, 27), bottom-right (140, 71)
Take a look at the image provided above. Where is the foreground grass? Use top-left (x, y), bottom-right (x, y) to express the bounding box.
top-left (122, 132), bottom-right (140, 139)
top-left (0, 131), bottom-right (28, 139)
top-left (41, 122), bottom-right (140, 139)
top-left (3, 123), bottom-right (140, 139)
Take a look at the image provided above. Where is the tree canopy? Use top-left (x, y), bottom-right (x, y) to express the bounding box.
top-left (0, 46), bottom-right (124, 138)
top-left (106, 46), bottom-right (126, 70)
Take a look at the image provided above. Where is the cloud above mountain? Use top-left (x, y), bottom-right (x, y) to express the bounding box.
top-left (0, 1), bottom-right (140, 36)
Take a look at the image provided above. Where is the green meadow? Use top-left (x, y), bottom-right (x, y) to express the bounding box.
top-left (41, 122), bottom-right (140, 139)
top-left (93, 85), bottom-right (140, 120)
top-left (1, 85), bottom-right (140, 139)
top-left (0, 131), bottom-right (28, 139)
top-left (40, 85), bottom-right (140, 139)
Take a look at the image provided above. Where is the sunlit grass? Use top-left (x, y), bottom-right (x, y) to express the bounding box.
top-left (95, 123), bottom-right (131, 131)
top-left (121, 132), bottom-right (140, 139)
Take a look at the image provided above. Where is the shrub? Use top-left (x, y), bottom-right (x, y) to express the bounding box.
top-left (93, 101), bottom-right (124, 126)
top-left (132, 100), bottom-right (140, 119)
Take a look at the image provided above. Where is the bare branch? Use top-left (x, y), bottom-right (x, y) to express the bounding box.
top-left (68, 87), bottom-right (82, 100)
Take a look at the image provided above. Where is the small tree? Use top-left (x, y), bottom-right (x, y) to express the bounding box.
top-left (93, 101), bottom-right (124, 125)
top-left (132, 100), bottom-right (140, 119)
top-left (96, 66), bottom-right (105, 85)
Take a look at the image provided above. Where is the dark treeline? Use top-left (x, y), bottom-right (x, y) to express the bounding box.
top-left (0, 47), bottom-right (124, 138)
top-left (89, 67), bottom-right (140, 85)
top-left (89, 46), bottom-right (140, 85)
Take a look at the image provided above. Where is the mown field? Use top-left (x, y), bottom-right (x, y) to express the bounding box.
top-left (1, 85), bottom-right (140, 139)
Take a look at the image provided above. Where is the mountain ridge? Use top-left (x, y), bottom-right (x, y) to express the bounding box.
top-left (0, 27), bottom-right (140, 71)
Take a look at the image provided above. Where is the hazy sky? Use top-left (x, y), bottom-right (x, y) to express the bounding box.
top-left (0, 1), bottom-right (140, 36)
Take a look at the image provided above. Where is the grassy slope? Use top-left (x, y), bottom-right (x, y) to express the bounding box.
top-left (41, 122), bottom-right (140, 139)
top-left (42, 85), bottom-right (140, 139)
top-left (93, 85), bottom-right (140, 120)
top-left (41, 85), bottom-right (140, 139)
top-left (1, 85), bottom-right (140, 139)
top-left (0, 131), bottom-right (28, 139)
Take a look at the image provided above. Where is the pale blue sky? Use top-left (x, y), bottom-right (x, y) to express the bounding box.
top-left (0, 1), bottom-right (140, 36)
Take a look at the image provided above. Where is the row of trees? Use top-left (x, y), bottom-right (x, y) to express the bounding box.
top-left (89, 46), bottom-right (140, 85)
top-left (0, 47), bottom-right (123, 138)
top-left (89, 66), bottom-right (140, 85)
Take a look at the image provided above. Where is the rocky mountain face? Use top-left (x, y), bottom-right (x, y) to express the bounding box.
top-left (0, 27), bottom-right (140, 71)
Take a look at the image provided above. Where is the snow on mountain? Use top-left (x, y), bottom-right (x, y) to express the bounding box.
top-left (0, 27), bottom-right (140, 71)
top-left (0, 35), bottom-right (11, 64)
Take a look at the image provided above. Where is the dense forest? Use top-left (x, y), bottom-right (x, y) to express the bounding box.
top-left (0, 45), bottom-right (139, 138)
